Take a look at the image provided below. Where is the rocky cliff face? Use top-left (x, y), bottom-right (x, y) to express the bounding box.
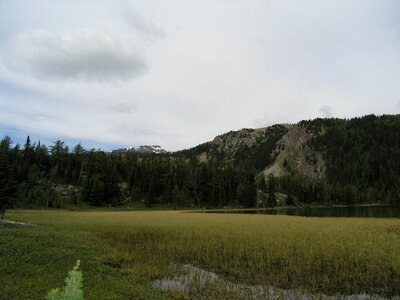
top-left (189, 123), bottom-right (326, 179)
top-left (212, 128), bottom-right (270, 150)
top-left (191, 125), bottom-right (288, 170)
top-left (263, 124), bottom-right (326, 178)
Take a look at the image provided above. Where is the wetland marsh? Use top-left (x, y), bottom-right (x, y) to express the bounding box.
top-left (3, 209), bottom-right (400, 299)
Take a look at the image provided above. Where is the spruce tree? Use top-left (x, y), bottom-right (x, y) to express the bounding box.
top-left (0, 149), bottom-right (17, 219)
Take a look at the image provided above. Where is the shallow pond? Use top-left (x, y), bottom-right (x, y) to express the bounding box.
top-left (200, 205), bottom-right (400, 218)
top-left (154, 264), bottom-right (399, 300)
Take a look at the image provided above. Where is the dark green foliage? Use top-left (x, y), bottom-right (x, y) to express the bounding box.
top-left (2, 114), bottom-right (400, 209)
top-left (301, 114), bottom-right (400, 205)
top-left (267, 192), bottom-right (277, 207)
top-left (0, 135), bottom-right (254, 209)
top-left (0, 136), bottom-right (17, 218)
top-left (236, 176), bottom-right (257, 208)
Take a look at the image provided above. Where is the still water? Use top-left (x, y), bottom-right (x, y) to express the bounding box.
top-left (203, 205), bottom-right (400, 218)
top-left (154, 264), bottom-right (398, 300)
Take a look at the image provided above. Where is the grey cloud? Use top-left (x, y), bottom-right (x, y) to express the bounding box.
top-left (121, 6), bottom-right (165, 40)
top-left (107, 101), bottom-right (138, 114)
top-left (112, 121), bottom-right (159, 140)
top-left (1, 0), bottom-right (399, 152)
top-left (254, 116), bottom-right (272, 128)
top-left (254, 114), bottom-right (290, 128)
top-left (9, 29), bottom-right (148, 81)
top-left (319, 105), bottom-right (334, 118)
top-left (28, 113), bottom-right (54, 121)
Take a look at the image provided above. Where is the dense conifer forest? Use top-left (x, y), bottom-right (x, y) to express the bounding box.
top-left (1, 114), bottom-right (400, 213)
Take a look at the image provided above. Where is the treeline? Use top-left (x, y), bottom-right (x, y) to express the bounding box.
top-left (1, 114), bottom-right (400, 213)
top-left (300, 114), bottom-right (400, 205)
top-left (0, 135), bottom-right (258, 210)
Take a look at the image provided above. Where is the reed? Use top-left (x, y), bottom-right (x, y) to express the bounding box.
top-left (11, 210), bottom-right (400, 297)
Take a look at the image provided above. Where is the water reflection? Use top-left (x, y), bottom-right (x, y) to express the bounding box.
top-left (200, 205), bottom-right (400, 218)
top-left (154, 264), bottom-right (398, 300)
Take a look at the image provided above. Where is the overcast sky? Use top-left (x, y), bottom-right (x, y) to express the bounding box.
top-left (0, 0), bottom-right (399, 151)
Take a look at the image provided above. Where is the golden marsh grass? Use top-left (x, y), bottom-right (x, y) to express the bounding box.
top-left (11, 210), bottom-right (400, 297)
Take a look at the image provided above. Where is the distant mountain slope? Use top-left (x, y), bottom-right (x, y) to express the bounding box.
top-left (302, 115), bottom-right (400, 201)
top-left (177, 124), bottom-right (289, 171)
top-left (177, 122), bottom-right (325, 178)
top-left (177, 114), bottom-right (400, 205)
top-left (3, 114), bottom-right (400, 210)
top-left (112, 145), bottom-right (167, 154)
top-left (263, 124), bottom-right (326, 179)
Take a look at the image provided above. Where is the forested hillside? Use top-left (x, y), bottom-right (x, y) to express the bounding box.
top-left (1, 114), bottom-right (400, 213)
top-left (303, 114), bottom-right (400, 204)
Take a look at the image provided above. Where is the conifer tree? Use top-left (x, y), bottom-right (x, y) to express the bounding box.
top-left (0, 138), bottom-right (17, 219)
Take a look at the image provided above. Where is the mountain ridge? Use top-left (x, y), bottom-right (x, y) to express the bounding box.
top-left (2, 113), bottom-right (400, 210)
top-left (175, 114), bottom-right (400, 205)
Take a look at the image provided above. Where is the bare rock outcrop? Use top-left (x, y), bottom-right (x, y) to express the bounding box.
top-left (263, 124), bottom-right (326, 178)
top-left (212, 128), bottom-right (270, 151)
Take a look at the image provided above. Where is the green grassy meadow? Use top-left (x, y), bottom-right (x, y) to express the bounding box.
top-left (2, 210), bottom-right (400, 299)
top-left (0, 218), bottom-right (172, 300)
